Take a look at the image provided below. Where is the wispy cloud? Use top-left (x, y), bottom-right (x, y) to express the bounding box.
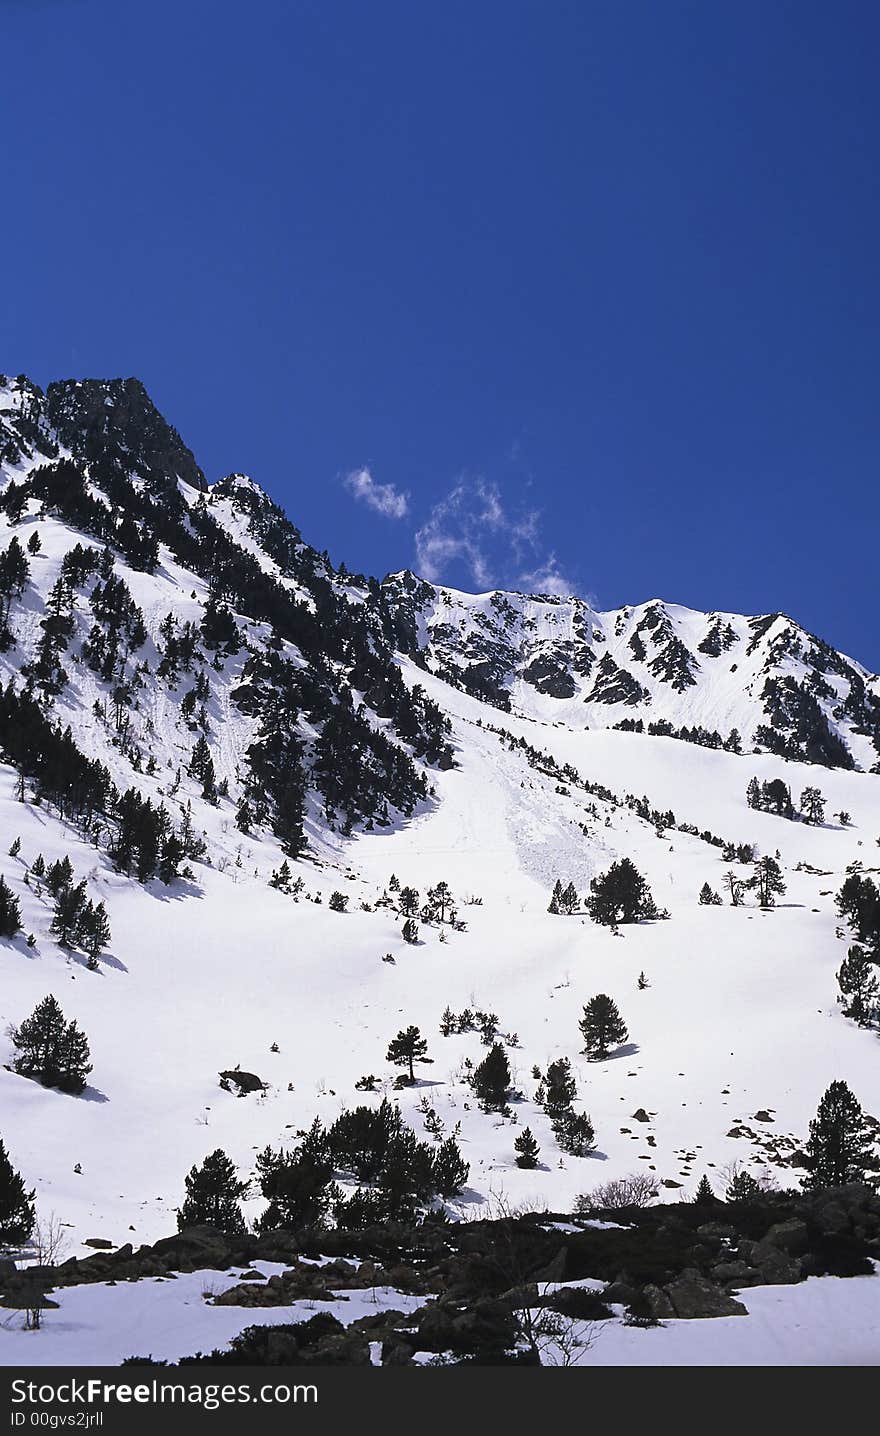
top-left (343, 466), bottom-right (409, 520)
top-left (414, 475), bottom-right (576, 596)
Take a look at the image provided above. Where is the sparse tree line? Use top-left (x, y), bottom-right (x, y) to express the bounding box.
top-left (614, 716), bottom-right (742, 754)
top-left (482, 720), bottom-right (754, 858)
top-left (699, 854), bottom-right (787, 909)
top-left (548, 858), bottom-right (662, 926)
top-left (746, 776), bottom-right (845, 827)
top-left (835, 866), bottom-right (880, 1030)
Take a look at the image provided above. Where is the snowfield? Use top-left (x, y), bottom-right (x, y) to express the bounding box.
top-left (1, 376), bottom-right (879, 1365)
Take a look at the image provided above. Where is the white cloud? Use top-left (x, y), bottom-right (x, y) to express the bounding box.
top-left (343, 466), bottom-right (409, 520)
top-left (414, 475), bottom-right (577, 597)
top-left (518, 553), bottom-right (575, 598)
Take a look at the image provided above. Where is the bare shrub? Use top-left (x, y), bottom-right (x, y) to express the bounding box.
top-left (575, 1171), bottom-right (660, 1214)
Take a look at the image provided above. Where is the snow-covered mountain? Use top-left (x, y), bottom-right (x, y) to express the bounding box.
top-left (1, 373), bottom-right (879, 1364)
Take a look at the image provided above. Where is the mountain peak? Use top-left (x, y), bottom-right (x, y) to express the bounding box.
top-left (45, 376), bottom-right (206, 493)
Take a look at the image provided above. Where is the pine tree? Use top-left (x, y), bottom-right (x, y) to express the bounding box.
top-left (0, 875), bottom-right (22, 937)
top-left (746, 776), bottom-right (762, 809)
top-left (432, 1137), bottom-right (469, 1197)
top-left (81, 901), bottom-right (112, 965)
top-left (836, 945), bottom-right (879, 1025)
top-left (514, 1127), bottom-right (541, 1169)
top-left (386, 1026), bottom-right (429, 1084)
top-left (472, 1042), bottom-right (511, 1110)
top-left (750, 854), bottom-right (786, 908)
top-left (0, 1136), bottom-right (35, 1246)
top-left (547, 878), bottom-right (563, 915)
top-left (177, 1149), bottom-right (248, 1235)
top-left (27, 530), bottom-right (41, 555)
top-left (725, 1168), bottom-right (761, 1202)
top-left (637, 970), bottom-right (649, 990)
top-left (189, 734), bottom-right (217, 802)
top-left (11, 995), bottom-right (91, 1094)
top-left (552, 1110), bottom-right (597, 1156)
top-left (402, 917), bottom-right (419, 944)
top-left (800, 786), bottom-right (826, 825)
top-left (586, 859), bottom-right (655, 926)
top-left (693, 1174), bottom-right (715, 1205)
top-left (579, 994), bottom-right (628, 1060)
top-left (8, 837), bottom-right (20, 858)
top-left (50, 879), bottom-right (88, 947)
top-left (543, 1057), bottom-right (577, 1115)
top-left (723, 870), bottom-right (745, 906)
top-left (802, 1081), bottom-right (876, 1190)
top-left (329, 891), bottom-right (349, 912)
top-left (698, 882), bottom-right (722, 905)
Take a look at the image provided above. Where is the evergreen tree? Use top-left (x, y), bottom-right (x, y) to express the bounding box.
top-left (547, 879), bottom-right (562, 915)
top-left (27, 530), bottom-right (41, 555)
top-left (177, 1149), bottom-right (248, 1235)
top-left (514, 1127), bottom-right (541, 1169)
top-left (746, 776), bottom-right (761, 809)
top-left (10, 994), bottom-right (92, 1094)
top-left (0, 1136), bottom-right (35, 1246)
top-left (586, 858), bottom-right (656, 926)
top-left (432, 1137), bottom-right (469, 1197)
top-left (802, 1080), bottom-right (876, 1190)
top-left (835, 871), bottom-right (880, 952)
top-left (693, 1174), bottom-right (715, 1205)
top-left (329, 891), bottom-right (349, 912)
top-left (386, 1025), bottom-right (429, 1084)
top-left (579, 994), bottom-right (628, 1060)
top-left (800, 786), bottom-right (826, 825)
top-left (698, 882), bottom-right (722, 906)
top-left (836, 945), bottom-right (879, 1026)
top-left (188, 734), bottom-right (217, 802)
top-left (8, 836), bottom-right (20, 858)
top-left (82, 901), bottom-right (112, 965)
top-left (552, 1110), bottom-right (597, 1156)
top-left (401, 917), bottom-right (419, 945)
top-left (543, 1056), bottom-right (577, 1116)
top-left (723, 870), bottom-right (745, 906)
top-left (749, 855), bottom-right (787, 908)
top-left (725, 1168), bottom-right (761, 1202)
top-left (0, 875), bottom-right (22, 937)
top-left (50, 879), bottom-right (88, 947)
top-left (472, 1042), bottom-right (511, 1110)
top-left (398, 885), bottom-right (420, 916)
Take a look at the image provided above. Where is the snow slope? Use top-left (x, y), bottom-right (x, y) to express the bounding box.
top-left (0, 371), bottom-right (878, 1365)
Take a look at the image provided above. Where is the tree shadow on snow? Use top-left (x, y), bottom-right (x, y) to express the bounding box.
top-left (602, 1042), bottom-right (640, 1061)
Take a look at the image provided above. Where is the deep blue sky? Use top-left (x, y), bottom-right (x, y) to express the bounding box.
top-left (3, 1), bottom-right (879, 666)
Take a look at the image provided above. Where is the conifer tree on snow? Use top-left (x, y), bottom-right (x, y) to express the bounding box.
top-left (698, 882), bottom-right (722, 905)
top-left (548, 879), bottom-right (563, 915)
top-left (749, 855), bottom-right (786, 909)
top-left (0, 1136), bottom-right (35, 1246)
top-left (723, 870), bottom-right (745, 906)
top-left (543, 1057), bottom-right (577, 1116)
top-left (579, 994), bottom-right (628, 1061)
top-left (177, 1149), bottom-right (248, 1235)
top-left (27, 530), bottom-right (41, 555)
top-left (586, 859), bottom-right (656, 926)
top-left (0, 875), bottom-right (21, 937)
top-left (472, 1042), bottom-right (511, 1110)
top-left (386, 1026), bottom-right (429, 1084)
top-left (802, 1081), bottom-right (876, 1191)
top-left (402, 917), bottom-right (419, 945)
top-left (725, 1168), bottom-right (761, 1202)
top-left (514, 1127), bottom-right (541, 1169)
top-left (836, 945), bottom-right (879, 1026)
top-left (800, 786), bottom-right (826, 825)
top-left (693, 1174), bottom-right (715, 1205)
top-left (10, 994), bottom-right (92, 1094)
